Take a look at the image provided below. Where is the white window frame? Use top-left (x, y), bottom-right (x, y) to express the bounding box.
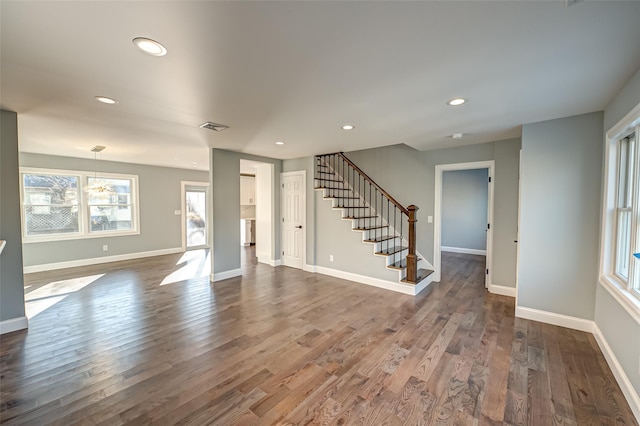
top-left (20, 167), bottom-right (140, 243)
top-left (600, 102), bottom-right (640, 325)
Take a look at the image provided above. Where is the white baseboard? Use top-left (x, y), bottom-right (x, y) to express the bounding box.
top-left (0, 316), bottom-right (28, 335)
top-left (488, 284), bottom-right (516, 297)
top-left (258, 257), bottom-right (281, 267)
top-left (515, 306), bottom-right (594, 332)
top-left (303, 264), bottom-right (317, 273)
top-left (441, 246), bottom-right (487, 256)
top-left (211, 268), bottom-right (242, 282)
top-left (314, 265), bottom-right (433, 296)
top-left (593, 324), bottom-right (640, 421)
top-left (23, 247), bottom-right (184, 273)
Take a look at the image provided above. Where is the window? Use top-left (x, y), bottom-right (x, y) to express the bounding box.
top-left (20, 168), bottom-right (139, 241)
top-left (601, 104), bottom-right (640, 321)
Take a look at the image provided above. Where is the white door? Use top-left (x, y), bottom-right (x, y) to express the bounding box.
top-left (181, 182), bottom-right (209, 251)
top-left (281, 172), bottom-right (305, 269)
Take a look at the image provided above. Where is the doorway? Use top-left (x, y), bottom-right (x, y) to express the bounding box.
top-left (434, 161), bottom-right (494, 287)
top-left (281, 170), bottom-right (306, 269)
top-left (181, 181), bottom-right (209, 250)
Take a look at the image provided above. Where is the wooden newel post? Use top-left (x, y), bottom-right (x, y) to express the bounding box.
top-left (406, 205), bottom-right (418, 284)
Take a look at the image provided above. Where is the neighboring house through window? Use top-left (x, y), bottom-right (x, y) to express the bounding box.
top-left (20, 168), bottom-right (139, 241)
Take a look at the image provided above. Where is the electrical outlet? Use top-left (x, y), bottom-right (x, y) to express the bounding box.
top-left (329, 255), bottom-right (334, 262)
top-left (102, 245), bottom-right (108, 251)
top-left (174, 210), bottom-right (181, 215)
top-left (427, 215), bottom-right (433, 224)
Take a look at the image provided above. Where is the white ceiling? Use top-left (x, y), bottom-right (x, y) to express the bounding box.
top-left (2, 1), bottom-right (639, 171)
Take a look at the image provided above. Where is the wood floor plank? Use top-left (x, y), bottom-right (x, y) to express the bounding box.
top-left (0, 249), bottom-right (636, 425)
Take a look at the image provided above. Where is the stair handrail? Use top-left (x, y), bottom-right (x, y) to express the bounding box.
top-left (329, 152), bottom-right (409, 216)
top-left (316, 152), bottom-right (419, 284)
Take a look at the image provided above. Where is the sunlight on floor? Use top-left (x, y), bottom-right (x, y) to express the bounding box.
top-left (161, 249), bottom-right (211, 286)
top-left (25, 274), bottom-right (104, 319)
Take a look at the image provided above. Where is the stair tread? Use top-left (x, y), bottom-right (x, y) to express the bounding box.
top-left (315, 186), bottom-right (348, 190)
top-left (334, 206), bottom-right (369, 209)
top-left (387, 257), bottom-right (422, 270)
top-left (364, 235), bottom-right (397, 243)
top-left (315, 178), bottom-right (343, 183)
top-left (401, 268), bottom-right (434, 285)
top-left (343, 215), bottom-right (377, 219)
top-left (375, 246), bottom-right (408, 256)
top-left (324, 196), bottom-right (360, 199)
top-left (353, 225), bottom-right (389, 231)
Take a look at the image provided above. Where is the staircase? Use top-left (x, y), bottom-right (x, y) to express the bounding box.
top-left (315, 152), bottom-right (434, 293)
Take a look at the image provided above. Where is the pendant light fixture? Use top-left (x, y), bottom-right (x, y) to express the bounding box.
top-left (85, 145), bottom-right (114, 195)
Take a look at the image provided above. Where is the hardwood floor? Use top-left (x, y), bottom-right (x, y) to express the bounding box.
top-left (1, 249), bottom-right (636, 425)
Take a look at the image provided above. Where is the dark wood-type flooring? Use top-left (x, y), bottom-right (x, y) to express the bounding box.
top-left (0, 249), bottom-right (636, 425)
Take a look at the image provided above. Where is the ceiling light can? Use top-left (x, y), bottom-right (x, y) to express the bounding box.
top-left (276, 141), bottom-right (285, 145)
top-left (133, 37), bottom-right (167, 56)
top-left (95, 96), bottom-right (118, 104)
top-left (452, 133), bottom-right (463, 139)
top-left (341, 124), bottom-right (355, 130)
top-left (447, 98), bottom-right (466, 106)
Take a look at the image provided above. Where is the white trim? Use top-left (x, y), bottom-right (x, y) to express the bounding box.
top-left (607, 102), bottom-right (640, 141)
top-left (0, 240), bottom-right (6, 255)
top-left (23, 247), bottom-right (183, 273)
top-left (434, 161), bottom-right (495, 285)
top-left (593, 324), bottom-right (640, 421)
top-left (280, 170), bottom-right (307, 270)
top-left (303, 264), bottom-right (316, 273)
top-left (488, 284), bottom-right (516, 297)
top-left (0, 316), bottom-right (28, 335)
top-left (258, 257), bottom-right (281, 267)
top-left (211, 268), bottom-right (242, 282)
top-left (600, 104), bottom-right (640, 326)
top-left (314, 265), bottom-right (434, 296)
top-left (515, 306), bottom-right (594, 332)
top-left (600, 276), bottom-right (640, 325)
top-left (441, 246), bottom-right (487, 256)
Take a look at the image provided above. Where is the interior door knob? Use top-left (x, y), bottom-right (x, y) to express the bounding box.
top-left (295, 225), bottom-right (303, 229)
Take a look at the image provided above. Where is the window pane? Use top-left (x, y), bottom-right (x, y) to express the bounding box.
top-left (617, 137), bottom-right (634, 208)
top-left (23, 174), bottom-right (79, 235)
top-left (616, 209), bottom-right (632, 280)
top-left (90, 206), bottom-right (132, 231)
top-left (87, 178), bottom-right (131, 205)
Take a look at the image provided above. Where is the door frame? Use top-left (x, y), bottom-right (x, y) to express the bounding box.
top-left (181, 181), bottom-right (210, 251)
top-left (280, 170), bottom-right (306, 269)
top-left (434, 161), bottom-right (495, 287)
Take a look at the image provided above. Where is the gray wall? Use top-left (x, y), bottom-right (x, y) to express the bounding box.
top-left (0, 110), bottom-right (26, 322)
top-left (598, 66), bottom-right (640, 395)
top-left (20, 153), bottom-right (208, 266)
top-left (210, 149), bottom-right (282, 274)
top-left (307, 139), bottom-right (520, 285)
top-left (518, 111), bottom-right (603, 320)
top-left (442, 169), bottom-right (488, 251)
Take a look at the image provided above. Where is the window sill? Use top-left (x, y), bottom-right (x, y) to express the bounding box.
top-left (599, 275), bottom-right (640, 326)
top-left (23, 230), bottom-right (140, 244)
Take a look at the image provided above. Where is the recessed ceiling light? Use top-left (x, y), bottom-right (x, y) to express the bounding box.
top-left (447, 98), bottom-right (466, 106)
top-left (275, 141), bottom-right (285, 145)
top-left (132, 37), bottom-right (167, 56)
top-left (95, 96), bottom-right (118, 104)
top-left (452, 133), bottom-right (463, 139)
top-left (341, 125), bottom-right (355, 130)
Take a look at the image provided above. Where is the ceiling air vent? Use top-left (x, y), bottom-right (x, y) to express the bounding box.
top-left (199, 122), bottom-right (229, 132)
